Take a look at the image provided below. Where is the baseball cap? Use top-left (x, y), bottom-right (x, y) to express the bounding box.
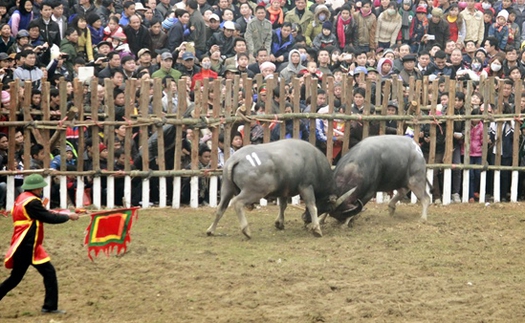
top-left (182, 52), bottom-right (195, 60)
top-left (161, 52), bottom-right (173, 60)
top-left (138, 48), bottom-right (151, 57)
top-left (209, 13), bottom-right (220, 21)
top-left (0, 52), bottom-right (9, 61)
top-left (224, 20), bottom-right (235, 30)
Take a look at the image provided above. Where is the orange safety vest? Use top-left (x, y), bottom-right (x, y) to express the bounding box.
top-left (4, 192), bottom-right (50, 269)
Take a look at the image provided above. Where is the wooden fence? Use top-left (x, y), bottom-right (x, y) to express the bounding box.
top-left (1, 73), bottom-right (524, 210)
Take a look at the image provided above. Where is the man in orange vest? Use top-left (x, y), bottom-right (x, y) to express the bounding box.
top-left (0, 174), bottom-right (79, 314)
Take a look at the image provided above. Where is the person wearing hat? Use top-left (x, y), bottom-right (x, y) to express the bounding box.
top-left (86, 12), bottom-right (104, 46)
top-left (136, 48), bottom-right (157, 74)
top-left (312, 20), bottom-right (337, 50)
top-left (152, 51), bottom-right (182, 80)
top-left (0, 53), bottom-right (13, 85)
top-left (0, 174), bottom-right (79, 314)
top-left (424, 7), bottom-right (450, 50)
top-left (410, 6), bottom-right (428, 53)
top-left (245, 5), bottom-right (272, 59)
top-left (177, 51), bottom-right (201, 77)
top-left (488, 9), bottom-right (510, 50)
top-left (304, 4), bottom-right (330, 46)
top-left (399, 0), bottom-right (415, 45)
top-left (399, 53), bottom-right (422, 85)
top-left (206, 19), bottom-right (236, 58)
top-left (385, 100), bottom-right (399, 134)
top-left (206, 13), bottom-right (222, 40)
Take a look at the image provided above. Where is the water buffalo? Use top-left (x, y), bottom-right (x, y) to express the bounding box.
top-left (321, 135), bottom-right (430, 225)
top-left (206, 139), bottom-right (353, 239)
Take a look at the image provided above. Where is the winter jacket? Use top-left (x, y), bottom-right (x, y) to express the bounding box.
top-left (304, 4), bottom-right (330, 46)
top-left (271, 28), bottom-right (294, 59)
top-left (279, 49), bottom-right (306, 83)
top-left (124, 24), bottom-right (152, 58)
top-left (375, 11), bottom-right (402, 45)
top-left (353, 11), bottom-right (376, 49)
top-left (245, 18), bottom-right (273, 56)
top-left (426, 18), bottom-right (450, 50)
top-left (488, 22), bottom-right (509, 50)
top-left (284, 6), bottom-right (315, 37)
top-left (460, 8), bottom-right (484, 45)
top-left (462, 121), bottom-right (483, 157)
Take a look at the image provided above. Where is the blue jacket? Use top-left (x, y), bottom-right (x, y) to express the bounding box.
top-left (489, 23), bottom-right (509, 50)
top-left (271, 29), bottom-right (294, 59)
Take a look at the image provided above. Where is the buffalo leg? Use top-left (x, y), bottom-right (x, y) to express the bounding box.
top-left (408, 178), bottom-right (431, 222)
top-left (300, 186), bottom-right (322, 237)
top-left (206, 184), bottom-right (235, 236)
top-left (275, 197), bottom-right (287, 230)
top-left (388, 188), bottom-right (408, 216)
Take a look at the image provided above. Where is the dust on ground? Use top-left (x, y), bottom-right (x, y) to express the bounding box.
top-left (1, 202), bottom-right (525, 323)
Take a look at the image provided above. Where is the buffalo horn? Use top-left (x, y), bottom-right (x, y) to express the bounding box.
top-left (333, 187), bottom-right (356, 208)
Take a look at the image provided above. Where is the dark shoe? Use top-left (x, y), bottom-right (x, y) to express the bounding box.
top-left (41, 308), bottom-right (66, 314)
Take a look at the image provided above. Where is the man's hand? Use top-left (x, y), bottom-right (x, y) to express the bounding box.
top-left (68, 213), bottom-right (79, 221)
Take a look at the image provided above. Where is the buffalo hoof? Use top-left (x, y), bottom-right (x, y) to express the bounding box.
top-left (275, 221), bottom-right (285, 230)
top-left (311, 226), bottom-right (323, 237)
top-left (242, 227), bottom-right (252, 239)
top-left (206, 231), bottom-right (213, 236)
top-left (419, 217), bottom-right (427, 223)
top-left (388, 205), bottom-right (396, 216)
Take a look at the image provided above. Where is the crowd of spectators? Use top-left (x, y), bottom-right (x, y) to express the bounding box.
top-left (0, 0), bottom-right (525, 207)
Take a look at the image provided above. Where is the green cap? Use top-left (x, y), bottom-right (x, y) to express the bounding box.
top-left (21, 174), bottom-right (48, 190)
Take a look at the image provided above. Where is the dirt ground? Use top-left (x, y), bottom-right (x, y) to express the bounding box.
top-left (1, 201), bottom-right (525, 323)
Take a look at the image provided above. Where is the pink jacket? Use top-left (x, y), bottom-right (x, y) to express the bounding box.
top-left (462, 121), bottom-right (483, 157)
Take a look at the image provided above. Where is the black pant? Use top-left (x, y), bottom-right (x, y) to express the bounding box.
top-left (0, 247), bottom-right (59, 310)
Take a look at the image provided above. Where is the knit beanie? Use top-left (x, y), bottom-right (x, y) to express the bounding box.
top-left (322, 21), bottom-right (333, 30)
top-left (86, 12), bottom-right (101, 26)
top-left (1, 91), bottom-right (9, 104)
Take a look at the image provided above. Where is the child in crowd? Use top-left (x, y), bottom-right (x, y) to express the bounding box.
top-left (313, 21), bottom-right (337, 50)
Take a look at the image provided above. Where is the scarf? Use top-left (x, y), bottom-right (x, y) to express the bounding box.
top-left (267, 7), bottom-right (284, 25)
top-left (337, 15), bottom-right (352, 49)
top-left (360, 9), bottom-right (372, 17)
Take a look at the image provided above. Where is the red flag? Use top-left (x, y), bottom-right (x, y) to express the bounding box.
top-left (84, 207), bottom-right (139, 261)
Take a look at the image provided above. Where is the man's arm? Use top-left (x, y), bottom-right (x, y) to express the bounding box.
top-left (26, 198), bottom-right (77, 223)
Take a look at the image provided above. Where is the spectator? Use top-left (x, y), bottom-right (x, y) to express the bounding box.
top-left (304, 4), bottom-right (330, 47)
top-left (207, 20), bottom-right (236, 58)
top-left (266, 0), bottom-right (284, 29)
top-left (0, 23), bottom-right (14, 53)
top-left (191, 55), bottom-right (218, 90)
top-left (186, 0), bottom-right (207, 58)
top-left (334, 5), bottom-right (356, 50)
top-left (235, 3), bottom-right (252, 36)
top-left (181, 144), bottom-right (212, 205)
top-left (86, 12), bottom-right (103, 46)
top-left (167, 9), bottom-right (190, 52)
top-left (284, 0), bottom-right (314, 38)
top-left (488, 10), bottom-right (509, 50)
top-left (244, 5), bottom-right (272, 59)
top-left (13, 49), bottom-right (43, 89)
top-left (72, 0), bottom-right (96, 18)
top-left (461, 0), bottom-right (484, 47)
top-left (313, 21), bottom-right (337, 50)
top-left (148, 18), bottom-right (167, 55)
top-left (353, 0), bottom-right (376, 52)
top-left (424, 8), bottom-right (450, 51)
top-left (9, 0), bottom-right (34, 36)
top-left (124, 14), bottom-right (152, 58)
top-left (59, 27), bottom-right (78, 75)
top-left (152, 51), bottom-right (182, 80)
top-left (375, 2), bottom-right (402, 50)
